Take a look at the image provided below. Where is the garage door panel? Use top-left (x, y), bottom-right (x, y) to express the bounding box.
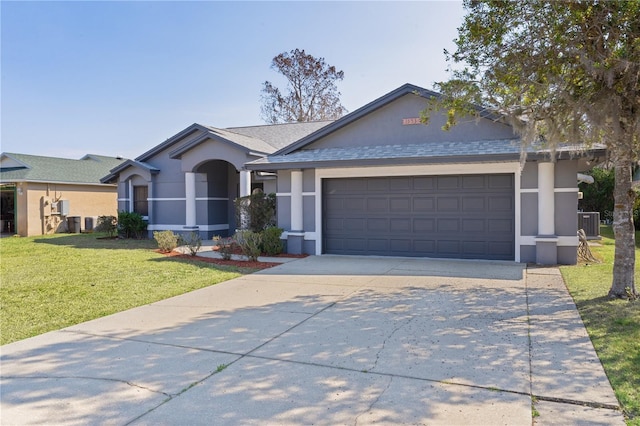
top-left (413, 177), bottom-right (435, 190)
top-left (344, 218), bottom-right (365, 231)
top-left (463, 197), bottom-right (486, 211)
top-left (367, 198), bottom-right (388, 211)
top-left (489, 174), bottom-right (513, 188)
top-left (437, 218), bottom-right (459, 232)
top-left (390, 218), bottom-right (411, 232)
top-left (368, 239), bottom-right (388, 251)
top-left (390, 197), bottom-right (411, 211)
top-left (323, 175), bottom-right (514, 260)
top-left (345, 238), bottom-right (367, 251)
top-left (413, 218), bottom-right (435, 232)
top-left (367, 218), bottom-right (389, 232)
top-left (390, 239), bottom-right (412, 252)
top-left (437, 197), bottom-right (460, 211)
top-left (389, 177), bottom-right (411, 190)
top-left (462, 241), bottom-right (487, 255)
top-left (367, 179), bottom-right (389, 191)
top-left (325, 218), bottom-right (344, 231)
top-left (438, 240), bottom-right (460, 254)
top-left (414, 239), bottom-right (436, 253)
top-left (462, 219), bottom-right (486, 232)
top-left (344, 198), bottom-right (366, 211)
top-left (437, 176), bottom-right (460, 190)
top-left (413, 197), bottom-right (435, 211)
top-left (462, 175), bottom-right (486, 189)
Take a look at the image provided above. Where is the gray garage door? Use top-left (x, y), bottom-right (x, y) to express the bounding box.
top-left (322, 174), bottom-right (514, 260)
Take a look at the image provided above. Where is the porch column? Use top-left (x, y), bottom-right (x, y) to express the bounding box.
top-left (184, 172), bottom-right (198, 229)
top-left (240, 169), bottom-right (251, 197)
top-left (536, 161), bottom-right (558, 264)
top-left (288, 170), bottom-right (304, 254)
top-left (128, 180), bottom-right (134, 213)
top-left (147, 180), bottom-right (154, 223)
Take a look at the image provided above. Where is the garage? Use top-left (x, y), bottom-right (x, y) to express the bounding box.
top-left (322, 174), bottom-right (515, 260)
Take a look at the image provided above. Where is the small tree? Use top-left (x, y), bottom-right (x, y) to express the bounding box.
top-left (234, 191), bottom-right (276, 232)
top-left (95, 215), bottom-right (117, 238)
top-left (261, 48), bottom-right (347, 124)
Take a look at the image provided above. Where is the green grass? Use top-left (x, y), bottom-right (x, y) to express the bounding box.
top-left (560, 226), bottom-right (640, 425)
top-left (0, 233), bottom-right (257, 345)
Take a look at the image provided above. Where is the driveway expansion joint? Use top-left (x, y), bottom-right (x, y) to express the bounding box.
top-left (3, 375), bottom-right (171, 398)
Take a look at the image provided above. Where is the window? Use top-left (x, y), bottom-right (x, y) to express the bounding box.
top-left (133, 185), bottom-right (148, 216)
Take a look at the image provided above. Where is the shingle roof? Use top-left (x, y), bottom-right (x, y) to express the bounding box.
top-left (246, 139), bottom-right (606, 170)
top-left (0, 153), bottom-right (126, 185)
top-left (226, 121), bottom-right (333, 151)
top-left (171, 122), bottom-right (334, 158)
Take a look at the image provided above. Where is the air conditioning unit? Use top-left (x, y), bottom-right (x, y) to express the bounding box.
top-left (578, 212), bottom-right (600, 239)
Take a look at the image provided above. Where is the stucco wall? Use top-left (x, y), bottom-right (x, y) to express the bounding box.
top-left (19, 182), bottom-right (117, 236)
top-left (306, 94), bottom-right (516, 150)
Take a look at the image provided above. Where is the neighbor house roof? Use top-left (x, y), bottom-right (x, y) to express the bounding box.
top-left (0, 153), bottom-right (126, 185)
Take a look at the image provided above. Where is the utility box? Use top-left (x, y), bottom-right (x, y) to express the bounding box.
top-left (58, 200), bottom-right (70, 216)
top-left (578, 212), bottom-right (601, 239)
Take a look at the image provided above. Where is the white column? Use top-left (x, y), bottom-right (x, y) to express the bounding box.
top-left (147, 181), bottom-right (153, 221)
top-left (185, 172), bottom-right (197, 227)
top-left (538, 162), bottom-right (555, 235)
top-left (291, 170), bottom-right (303, 231)
top-left (128, 180), bottom-right (134, 213)
top-left (239, 170), bottom-right (251, 197)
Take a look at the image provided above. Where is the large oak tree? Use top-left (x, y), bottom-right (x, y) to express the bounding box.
top-left (423, 0), bottom-right (639, 298)
top-left (261, 48), bottom-right (347, 124)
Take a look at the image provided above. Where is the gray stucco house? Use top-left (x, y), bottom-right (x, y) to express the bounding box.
top-left (103, 84), bottom-right (604, 265)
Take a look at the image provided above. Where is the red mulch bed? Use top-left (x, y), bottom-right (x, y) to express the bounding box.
top-left (157, 249), bottom-right (307, 270)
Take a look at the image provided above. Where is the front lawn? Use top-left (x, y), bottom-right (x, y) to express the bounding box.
top-left (0, 233), bottom-right (257, 345)
top-left (560, 226), bottom-right (640, 425)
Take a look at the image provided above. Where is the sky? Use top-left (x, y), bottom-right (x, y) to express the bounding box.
top-left (1, 1), bottom-right (466, 160)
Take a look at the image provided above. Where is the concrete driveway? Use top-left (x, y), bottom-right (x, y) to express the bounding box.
top-left (0, 256), bottom-right (624, 425)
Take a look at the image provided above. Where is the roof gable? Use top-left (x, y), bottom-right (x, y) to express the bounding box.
top-left (273, 83), bottom-right (509, 155)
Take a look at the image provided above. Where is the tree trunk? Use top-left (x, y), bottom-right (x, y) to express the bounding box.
top-left (609, 155), bottom-right (637, 298)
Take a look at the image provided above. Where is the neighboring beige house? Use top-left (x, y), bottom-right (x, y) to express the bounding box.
top-left (0, 153), bottom-right (126, 236)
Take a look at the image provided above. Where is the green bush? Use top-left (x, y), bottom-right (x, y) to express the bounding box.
top-left (234, 230), bottom-right (262, 262)
top-left (234, 190), bottom-right (276, 232)
top-left (95, 215), bottom-right (118, 237)
top-left (180, 232), bottom-right (202, 256)
top-left (153, 230), bottom-right (179, 253)
top-left (261, 227), bottom-right (284, 255)
top-left (118, 211), bottom-right (147, 239)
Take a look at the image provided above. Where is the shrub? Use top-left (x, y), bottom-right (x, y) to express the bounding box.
top-left (95, 215), bottom-right (118, 237)
top-left (153, 230), bottom-right (179, 253)
top-left (214, 236), bottom-right (237, 260)
top-left (234, 190), bottom-right (276, 232)
top-left (261, 226), bottom-right (284, 256)
top-left (180, 232), bottom-right (202, 257)
top-left (118, 211), bottom-right (147, 239)
top-left (234, 230), bottom-right (262, 262)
